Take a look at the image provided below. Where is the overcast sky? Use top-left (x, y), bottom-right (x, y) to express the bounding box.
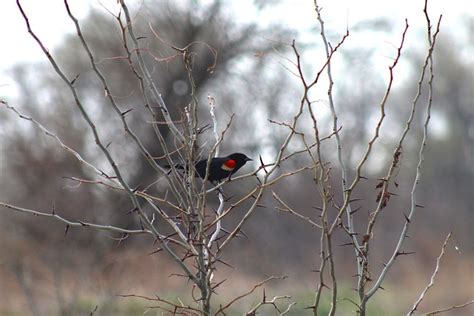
top-left (0, 0), bottom-right (472, 97)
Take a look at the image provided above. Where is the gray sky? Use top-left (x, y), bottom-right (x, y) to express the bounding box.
top-left (0, 0), bottom-right (471, 98)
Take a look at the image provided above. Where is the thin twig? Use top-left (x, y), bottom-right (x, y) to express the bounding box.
top-left (272, 191), bottom-right (322, 229)
top-left (423, 300), bottom-right (474, 315)
top-left (119, 0), bottom-right (184, 141)
top-left (215, 276), bottom-right (287, 315)
top-left (0, 202), bottom-right (150, 235)
top-left (365, 13), bottom-right (443, 301)
top-left (0, 100), bottom-right (115, 182)
top-left (16, 0), bottom-right (199, 285)
top-left (408, 233), bottom-right (451, 315)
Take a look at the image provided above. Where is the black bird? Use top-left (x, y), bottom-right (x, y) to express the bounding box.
top-left (167, 153), bottom-right (252, 182)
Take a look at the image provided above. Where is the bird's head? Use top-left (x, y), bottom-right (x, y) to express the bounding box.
top-left (227, 153), bottom-right (252, 167)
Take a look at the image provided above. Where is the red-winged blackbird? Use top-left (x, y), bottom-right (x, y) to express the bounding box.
top-left (167, 153), bottom-right (252, 182)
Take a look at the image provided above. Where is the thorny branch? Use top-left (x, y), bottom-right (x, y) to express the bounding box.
top-left (245, 294), bottom-right (294, 316)
top-left (408, 233), bottom-right (451, 315)
top-left (18, 0), bottom-right (202, 287)
top-left (287, 0), bottom-right (448, 315)
top-left (215, 276), bottom-right (288, 315)
top-left (364, 12), bottom-right (443, 304)
top-left (118, 293), bottom-right (201, 314)
top-left (1, 0), bottom-right (461, 315)
top-left (0, 100), bottom-right (116, 182)
top-left (0, 202), bottom-right (150, 236)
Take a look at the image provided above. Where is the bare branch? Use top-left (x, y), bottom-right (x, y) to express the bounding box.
top-left (118, 293), bottom-right (201, 314)
top-left (245, 294), bottom-right (293, 316)
top-left (16, 0), bottom-right (199, 286)
top-left (272, 191), bottom-right (322, 229)
top-left (119, 0), bottom-right (184, 141)
top-left (330, 19), bottom-right (410, 236)
top-left (408, 233), bottom-right (451, 315)
top-left (423, 300), bottom-right (474, 315)
top-left (365, 13), bottom-right (443, 301)
top-left (0, 100), bottom-right (115, 182)
top-left (0, 202), bottom-right (150, 236)
top-left (215, 276), bottom-right (287, 315)
top-left (313, 1), bottom-right (362, 300)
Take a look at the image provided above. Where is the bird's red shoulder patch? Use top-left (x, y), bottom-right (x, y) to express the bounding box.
top-left (222, 159), bottom-right (236, 171)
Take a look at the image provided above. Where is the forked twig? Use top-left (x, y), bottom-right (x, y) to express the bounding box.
top-left (215, 276), bottom-right (287, 315)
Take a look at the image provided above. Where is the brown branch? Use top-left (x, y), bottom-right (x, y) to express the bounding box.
top-left (364, 12), bottom-right (443, 303)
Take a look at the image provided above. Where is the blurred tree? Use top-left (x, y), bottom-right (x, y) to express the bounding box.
top-left (1, 0), bottom-right (293, 248)
top-left (1, 0), bottom-right (472, 278)
top-left (1, 3), bottom-right (473, 314)
top-left (415, 36), bottom-right (474, 252)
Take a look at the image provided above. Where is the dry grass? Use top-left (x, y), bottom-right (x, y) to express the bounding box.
top-left (0, 235), bottom-right (472, 315)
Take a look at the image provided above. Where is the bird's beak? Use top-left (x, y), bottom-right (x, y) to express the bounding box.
top-left (246, 157), bottom-right (253, 161)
